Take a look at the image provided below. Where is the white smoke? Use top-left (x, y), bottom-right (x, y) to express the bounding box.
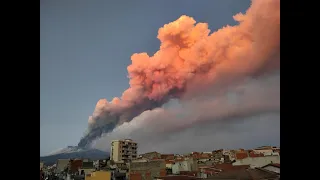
top-left (92, 71), bottom-right (280, 153)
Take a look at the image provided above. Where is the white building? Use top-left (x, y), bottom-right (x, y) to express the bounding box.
top-left (232, 156), bottom-right (280, 168)
top-left (165, 161), bottom-right (174, 169)
top-left (172, 159), bottom-right (197, 174)
top-left (110, 139), bottom-right (138, 162)
top-left (253, 146), bottom-right (280, 156)
top-left (56, 159), bottom-right (69, 173)
top-left (222, 150), bottom-right (235, 161)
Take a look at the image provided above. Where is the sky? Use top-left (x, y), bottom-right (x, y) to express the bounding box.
top-left (40, 0), bottom-right (280, 156)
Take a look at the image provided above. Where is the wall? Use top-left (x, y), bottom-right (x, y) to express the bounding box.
top-left (56, 159), bottom-right (69, 173)
top-left (253, 149), bottom-right (275, 156)
top-left (172, 162), bottom-right (185, 174)
top-left (130, 160), bottom-right (166, 180)
top-left (79, 168), bottom-right (95, 175)
top-left (111, 141), bottom-right (120, 162)
top-left (165, 163), bottom-right (173, 169)
top-left (132, 158), bottom-right (149, 163)
top-left (232, 156), bottom-right (280, 168)
top-left (172, 159), bottom-right (197, 174)
top-left (70, 159), bottom-right (83, 173)
top-left (141, 152), bottom-right (161, 160)
top-left (198, 158), bottom-right (211, 163)
top-left (130, 160), bottom-right (165, 170)
top-left (112, 140), bottom-right (138, 162)
top-left (130, 172), bottom-right (142, 180)
top-left (85, 171), bottom-right (111, 180)
top-left (122, 140), bottom-right (138, 161)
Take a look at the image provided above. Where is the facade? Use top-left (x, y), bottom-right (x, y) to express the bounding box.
top-left (253, 149), bottom-right (274, 156)
top-left (198, 166), bottom-right (221, 178)
top-left (56, 159), bottom-right (70, 173)
top-left (129, 159), bottom-right (166, 180)
top-left (222, 150), bottom-right (235, 161)
top-left (110, 139), bottom-right (138, 162)
top-left (172, 159), bottom-right (198, 175)
top-left (85, 171), bottom-right (111, 180)
top-left (253, 146), bottom-right (280, 156)
top-left (132, 158), bottom-right (149, 163)
top-left (154, 175), bottom-right (201, 180)
top-left (165, 160), bottom-right (175, 169)
top-left (140, 151), bottom-right (161, 160)
top-left (114, 161), bottom-right (129, 171)
top-left (79, 161), bottom-right (95, 176)
top-left (161, 154), bottom-right (174, 160)
top-left (232, 156), bottom-right (280, 168)
top-left (69, 159), bottom-right (83, 174)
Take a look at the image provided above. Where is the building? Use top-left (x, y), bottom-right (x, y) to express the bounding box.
top-left (165, 160), bottom-right (175, 170)
top-left (85, 171), bottom-right (111, 180)
top-left (198, 164), bottom-right (249, 178)
top-left (56, 159), bottom-right (70, 173)
top-left (206, 168), bottom-right (278, 180)
top-left (172, 158), bottom-right (198, 175)
top-left (129, 159), bottom-right (166, 180)
top-left (232, 156), bottom-right (280, 168)
top-left (132, 158), bottom-right (149, 163)
top-left (161, 154), bottom-right (175, 160)
top-left (114, 161), bottom-right (129, 171)
top-left (235, 149), bottom-right (249, 160)
top-left (203, 163), bottom-right (279, 180)
top-left (222, 150), bottom-right (234, 162)
top-left (261, 163), bottom-right (280, 174)
top-left (110, 139), bottom-right (138, 162)
top-left (140, 151), bottom-right (161, 160)
top-left (112, 171), bottom-right (127, 180)
top-left (198, 166), bottom-right (222, 178)
top-left (253, 148), bottom-right (274, 156)
top-left (212, 150), bottom-right (224, 163)
top-left (40, 162), bottom-right (44, 170)
top-left (79, 161), bottom-right (95, 175)
top-left (68, 159), bottom-right (83, 174)
top-left (154, 175), bottom-right (201, 180)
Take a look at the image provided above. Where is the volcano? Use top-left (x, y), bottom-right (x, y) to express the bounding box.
top-left (40, 146), bottom-right (109, 165)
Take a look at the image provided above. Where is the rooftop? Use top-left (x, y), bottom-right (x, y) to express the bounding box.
top-left (235, 152), bottom-right (248, 160)
top-left (207, 168), bottom-right (279, 180)
top-left (262, 163), bottom-right (280, 169)
top-left (155, 175), bottom-right (201, 180)
top-left (214, 164), bottom-right (250, 171)
top-left (111, 139), bottom-right (136, 143)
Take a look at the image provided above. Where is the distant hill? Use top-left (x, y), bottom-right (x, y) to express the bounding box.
top-left (40, 146), bottom-right (109, 165)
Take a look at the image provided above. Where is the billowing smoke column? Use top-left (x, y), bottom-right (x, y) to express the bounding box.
top-left (78, 0), bottom-right (280, 148)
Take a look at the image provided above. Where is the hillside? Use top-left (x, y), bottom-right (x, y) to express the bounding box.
top-left (40, 147), bottom-right (109, 165)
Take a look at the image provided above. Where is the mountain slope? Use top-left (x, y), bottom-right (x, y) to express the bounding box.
top-left (40, 147), bottom-right (109, 165)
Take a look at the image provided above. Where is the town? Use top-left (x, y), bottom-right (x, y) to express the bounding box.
top-left (40, 139), bottom-right (280, 180)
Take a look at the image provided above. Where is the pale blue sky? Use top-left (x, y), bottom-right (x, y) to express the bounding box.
top-left (40, 0), bottom-right (250, 156)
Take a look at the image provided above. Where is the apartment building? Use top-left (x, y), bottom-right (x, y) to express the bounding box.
top-left (110, 139), bottom-right (138, 162)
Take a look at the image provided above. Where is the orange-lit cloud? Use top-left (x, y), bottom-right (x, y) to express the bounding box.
top-left (79, 0), bottom-right (280, 148)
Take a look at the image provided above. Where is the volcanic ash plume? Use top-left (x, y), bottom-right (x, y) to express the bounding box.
top-left (78, 0), bottom-right (280, 148)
